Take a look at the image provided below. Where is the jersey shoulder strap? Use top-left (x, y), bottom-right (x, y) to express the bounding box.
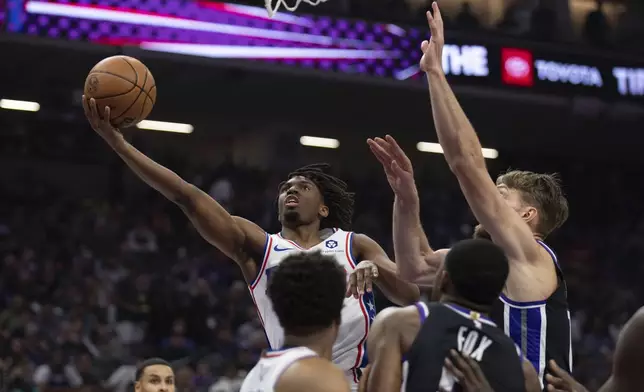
top-left (414, 301), bottom-right (430, 324)
top-left (266, 347), bottom-right (318, 385)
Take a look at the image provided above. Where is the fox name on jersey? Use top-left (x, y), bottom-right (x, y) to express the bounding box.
top-left (248, 229), bottom-right (376, 384)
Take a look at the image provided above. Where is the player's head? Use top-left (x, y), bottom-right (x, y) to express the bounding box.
top-left (436, 239), bottom-right (509, 308)
top-left (474, 170), bottom-right (569, 240)
top-left (135, 358), bottom-right (174, 392)
top-left (277, 163), bottom-right (355, 231)
top-left (267, 251), bottom-right (346, 344)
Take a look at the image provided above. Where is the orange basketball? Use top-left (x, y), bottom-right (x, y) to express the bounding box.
top-left (84, 55), bottom-right (156, 128)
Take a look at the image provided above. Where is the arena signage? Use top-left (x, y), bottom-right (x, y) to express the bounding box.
top-left (442, 44), bottom-right (489, 78)
top-left (534, 60), bottom-right (603, 88)
top-left (6, 0), bottom-right (644, 102)
top-left (612, 67), bottom-right (644, 97)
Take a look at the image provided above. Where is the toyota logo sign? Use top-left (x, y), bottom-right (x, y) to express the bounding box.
top-left (505, 56), bottom-right (531, 78)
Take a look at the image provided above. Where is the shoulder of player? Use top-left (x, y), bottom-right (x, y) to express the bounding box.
top-left (372, 305), bottom-right (422, 334)
top-left (230, 216), bottom-right (268, 252)
top-left (230, 216), bottom-right (269, 282)
top-left (618, 306), bottom-right (644, 346)
top-left (627, 306), bottom-right (644, 328)
top-left (349, 232), bottom-right (386, 258)
top-left (276, 357), bottom-right (350, 392)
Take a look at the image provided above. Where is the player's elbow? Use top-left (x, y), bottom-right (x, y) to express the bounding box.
top-left (396, 255), bottom-right (437, 285)
top-left (172, 183), bottom-right (202, 210)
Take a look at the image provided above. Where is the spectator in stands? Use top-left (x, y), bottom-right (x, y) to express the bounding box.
top-left (530, 0), bottom-right (557, 41)
top-left (160, 319), bottom-right (196, 361)
top-left (33, 350), bottom-right (82, 390)
top-left (193, 361), bottom-right (215, 392)
top-left (75, 353), bottom-right (101, 387)
top-left (455, 2), bottom-right (480, 30)
top-left (584, 0), bottom-right (610, 47)
top-left (209, 364), bottom-right (244, 392)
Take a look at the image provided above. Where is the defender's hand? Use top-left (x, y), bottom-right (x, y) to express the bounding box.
top-left (367, 135), bottom-right (418, 206)
top-left (347, 260), bottom-right (379, 298)
top-left (546, 360), bottom-right (589, 392)
top-left (442, 350), bottom-right (495, 392)
top-left (419, 2), bottom-right (445, 74)
top-left (82, 95), bottom-right (125, 148)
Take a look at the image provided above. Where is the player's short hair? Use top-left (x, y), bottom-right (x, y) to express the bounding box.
top-left (444, 239), bottom-right (509, 306)
top-left (496, 170), bottom-right (569, 238)
top-left (284, 163), bottom-right (355, 231)
top-left (267, 250), bottom-right (346, 337)
top-left (135, 358), bottom-right (172, 381)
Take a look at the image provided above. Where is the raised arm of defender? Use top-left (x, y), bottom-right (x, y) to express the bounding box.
top-left (368, 136), bottom-right (446, 287)
top-left (83, 97), bottom-right (267, 281)
top-left (419, 3), bottom-right (540, 264)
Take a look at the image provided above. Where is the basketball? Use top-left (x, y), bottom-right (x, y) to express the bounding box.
top-left (83, 55), bottom-right (156, 128)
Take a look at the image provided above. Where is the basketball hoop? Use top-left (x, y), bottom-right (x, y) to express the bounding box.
top-left (265, 0), bottom-right (328, 18)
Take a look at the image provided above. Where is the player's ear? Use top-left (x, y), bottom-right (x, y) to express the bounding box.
top-left (319, 204), bottom-right (329, 218)
top-left (135, 381), bottom-right (141, 392)
top-left (521, 206), bottom-right (538, 223)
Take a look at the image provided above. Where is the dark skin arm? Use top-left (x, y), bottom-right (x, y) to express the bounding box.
top-left (366, 306), bottom-right (421, 392)
top-left (83, 97), bottom-right (267, 282)
top-left (352, 234), bottom-right (421, 306)
top-left (442, 351), bottom-right (540, 392)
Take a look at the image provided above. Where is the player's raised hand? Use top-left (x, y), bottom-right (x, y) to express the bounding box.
top-left (346, 260), bottom-right (378, 298)
top-left (545, 360), bottom-right (589, 392)
top-left (367, 135), bottom-right (418, 206)
top-left (82, 96), bottom-right (124, 148)
top-left (441, 350), bottom-right (494, 392)
top-left (419, 2), bottom-right (445, 74)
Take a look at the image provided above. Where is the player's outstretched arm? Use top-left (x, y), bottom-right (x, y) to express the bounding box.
top-left (367, 136), bottom-right (446, 286)
top-left (83, 97), bottom-right (266, 279)
top-left (419, 3), bottom-right (539, 263)
top-left (366, 306), bottom-right (420, 392)
top-left (275, 357), bottom-right (351, 392)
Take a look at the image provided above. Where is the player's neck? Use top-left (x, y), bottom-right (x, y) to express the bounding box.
top-left (280, 223), bottom-right (323, 248)
top-left (283, 333), bottom-right (333, 359)
top-left (440, 295), bottom-right (490, 316)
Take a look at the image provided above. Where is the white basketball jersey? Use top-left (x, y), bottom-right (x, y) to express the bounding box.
top-left (240, 347), bottom-right (318, 392)
top-left (248, 229), bottom-right (376, 381)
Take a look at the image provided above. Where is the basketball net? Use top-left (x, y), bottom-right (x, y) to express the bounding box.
top-left (265, 0), bottom-right (328, 18)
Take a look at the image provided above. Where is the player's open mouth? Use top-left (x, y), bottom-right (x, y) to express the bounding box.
top-left (285, 196), bottom-right (299, 207)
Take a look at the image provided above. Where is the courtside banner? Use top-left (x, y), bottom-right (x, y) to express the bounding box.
top-left (6, 0), bottom-right (644, 101)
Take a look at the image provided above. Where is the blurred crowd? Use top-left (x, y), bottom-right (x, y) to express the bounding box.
top-left (1, 150), bottom-right (643, 392)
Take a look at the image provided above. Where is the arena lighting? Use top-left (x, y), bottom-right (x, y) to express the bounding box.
top-left (0, 99), bottom-right (40, 112)
top-left (136, 120), bottom-right (194, 134)
top-left (416, 142), bottom-right (499, 159)
top-left (299, 136), bottom-right (340, 149)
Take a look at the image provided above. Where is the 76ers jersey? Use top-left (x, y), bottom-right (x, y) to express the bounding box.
top-left (240, 347), bottom-right (318, 392)
top-left (248, 229), bottom-right (376, 383)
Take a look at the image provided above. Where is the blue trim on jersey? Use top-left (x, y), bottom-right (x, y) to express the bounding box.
top-left (248, 232), bottom-right (270, 288)
top-left (359, 291), bottom-right (377, 368)
top-left (536, 240), bottom-right (559, 268)
top-left (347, 232), bottom-right (358, 266)
top-left (508, 306), bottom-right (545, 376)
top-left (500, 294), bottom-right (547, 307)
top-left (444, 303), bottom-right (496, 325)
top-left (415, 302), bottom-right (428, 324)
